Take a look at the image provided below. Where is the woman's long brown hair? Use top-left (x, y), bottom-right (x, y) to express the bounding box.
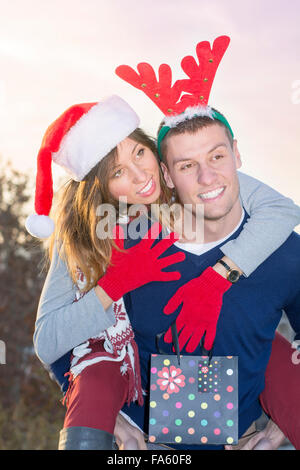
top-left (47, 128), bottom-right (172, 292)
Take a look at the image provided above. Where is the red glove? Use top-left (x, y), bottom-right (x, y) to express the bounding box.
top-left (98, 222), bottom-right (186, 301)
top-left (163, 267), bottom-right (232, 352)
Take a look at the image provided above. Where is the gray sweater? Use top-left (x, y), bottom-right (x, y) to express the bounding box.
top-left (34, 171), bottom-right (300, 365)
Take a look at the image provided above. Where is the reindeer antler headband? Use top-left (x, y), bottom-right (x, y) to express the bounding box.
top-left (116, 35), bottom-right (233, 159)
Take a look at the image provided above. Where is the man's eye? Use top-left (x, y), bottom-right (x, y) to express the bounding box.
top-left (180, 163), bottom-right (194, 170)
top-left (212, 154), bottom-right (224, 161)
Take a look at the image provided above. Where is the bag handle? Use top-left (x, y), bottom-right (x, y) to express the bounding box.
top-left (171, 323), bottom-right (214, 365)
top-left (155, 322), bottom-right (214, 366)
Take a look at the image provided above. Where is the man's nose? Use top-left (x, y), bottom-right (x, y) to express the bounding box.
top-left (197, 165), bottom-right (217, 186)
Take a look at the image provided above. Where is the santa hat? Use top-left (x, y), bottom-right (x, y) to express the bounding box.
top-left (25, 95), bottom-right (140, 238)
top-left (115, 36), bottom-right (233, 159)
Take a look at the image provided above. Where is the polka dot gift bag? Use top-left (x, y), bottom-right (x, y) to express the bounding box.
top-left (148, 327), bottom-right (238, 446)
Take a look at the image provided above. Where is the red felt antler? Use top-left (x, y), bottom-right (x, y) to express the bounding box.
top-left (178, 35), bottom-right (230, 108)
top-left (115, 62), bottom-right (183, 115)
top-left (115, 36), bottom-right (230, 116)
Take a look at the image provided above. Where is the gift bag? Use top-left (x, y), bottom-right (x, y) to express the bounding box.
top-left (148, 327), bottom-right (238, 446)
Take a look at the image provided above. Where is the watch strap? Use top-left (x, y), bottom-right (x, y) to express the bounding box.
top-left (216, 259), bottom-right (241, 283)
top-left (217, 259), bottom-right (232, 272)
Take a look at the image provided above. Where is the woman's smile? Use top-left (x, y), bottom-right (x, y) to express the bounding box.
top-left (136, 177), bottom-right (157, 197)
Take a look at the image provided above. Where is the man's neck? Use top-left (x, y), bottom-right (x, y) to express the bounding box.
top-left (203, 203), bottom-right (243, 243)
top-left (179, 200), bottom-right (243, 245)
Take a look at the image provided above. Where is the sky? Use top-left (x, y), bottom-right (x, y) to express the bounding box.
top-left (0, 0), bottom-right (299, 207)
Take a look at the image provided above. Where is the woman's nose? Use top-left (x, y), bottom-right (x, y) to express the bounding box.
top-left (130, 164), bottom-right (148, 183)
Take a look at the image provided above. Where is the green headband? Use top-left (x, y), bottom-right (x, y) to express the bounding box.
top-left (157, 109), bottom-right (234, 161)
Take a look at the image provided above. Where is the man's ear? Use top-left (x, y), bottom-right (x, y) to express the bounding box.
top-left (160, 161), bottom-right (175, 189)
top-left (233, 139), bottom-right (242, 169)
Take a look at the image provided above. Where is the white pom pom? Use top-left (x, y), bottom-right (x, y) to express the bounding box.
top-left (25, 214), bottom-right (55, 238)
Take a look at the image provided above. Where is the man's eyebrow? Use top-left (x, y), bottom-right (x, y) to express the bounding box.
top-left (172, 143), bottom-right (228, 166)
top-left (207, 143), bottom-right (228, 153)
top-left (172, 157), bottom-right (194, 166)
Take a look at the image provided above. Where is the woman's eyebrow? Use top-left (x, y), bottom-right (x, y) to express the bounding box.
top-left (110, 143), bottom-right (140, 172)
top-left (131, 143), bottom-right (139, 155)
top-left (110, 162), bottom-right (122, 173)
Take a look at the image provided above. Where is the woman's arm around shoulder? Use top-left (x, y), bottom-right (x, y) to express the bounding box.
top-left (33, 243), bottom-right (115, 365)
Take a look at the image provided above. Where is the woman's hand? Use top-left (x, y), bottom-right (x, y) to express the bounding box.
top-left (98, 222), bottom-right (185, 301)
top-left (114, 413), bottom-right (147, 450)
top-left (164, 266), bottom-right (231, 352)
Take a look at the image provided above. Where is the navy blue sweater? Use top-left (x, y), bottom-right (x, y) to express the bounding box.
top-left (121, 214), bottom-right (300, 449)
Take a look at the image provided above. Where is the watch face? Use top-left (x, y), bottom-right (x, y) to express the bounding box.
top-left (228, 270), bottom-right (240, 283)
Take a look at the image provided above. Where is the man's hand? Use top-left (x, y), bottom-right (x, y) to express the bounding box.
top-left (225, 419), bottom-right (286, 450)
top-left (114, 413), bottom-right (147, 450)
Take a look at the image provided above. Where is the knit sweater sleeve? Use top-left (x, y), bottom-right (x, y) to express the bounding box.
top-left (33, 243), bottom-right (116, 365)
top-left (221, 171), bottom-right (300, 276)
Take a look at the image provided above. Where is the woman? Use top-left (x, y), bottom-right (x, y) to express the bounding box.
top-left (29, 95), bottom-right (300, 450)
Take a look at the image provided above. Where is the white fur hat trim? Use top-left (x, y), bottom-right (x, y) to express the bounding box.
top-left (52, 95), bottom-right (140, 181)
top-left (163, 105), bottom-right (214, 128)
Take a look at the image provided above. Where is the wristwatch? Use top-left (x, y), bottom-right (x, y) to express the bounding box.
top-left (216, 259), bottom-right (241, 283)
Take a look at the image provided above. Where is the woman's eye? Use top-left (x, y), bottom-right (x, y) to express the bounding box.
top-left (136, 148), bottom-right (145, 158)
top-left (112, 168), bottom-right (123, 178)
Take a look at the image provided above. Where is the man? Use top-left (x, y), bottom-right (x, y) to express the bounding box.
top-left (118, 111), bottom-right (300, 450)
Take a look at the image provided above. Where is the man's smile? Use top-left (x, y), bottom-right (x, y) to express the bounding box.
top-left (198, 186), bottom-right (225, 201)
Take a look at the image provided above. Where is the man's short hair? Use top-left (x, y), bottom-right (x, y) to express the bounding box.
top-left (158, 108), bottom-right (234, 166)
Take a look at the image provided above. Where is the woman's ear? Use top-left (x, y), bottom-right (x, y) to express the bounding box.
top-left (160, 162), bottom-right (175, 189)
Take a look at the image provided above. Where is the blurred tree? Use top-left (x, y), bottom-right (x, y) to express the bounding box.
top-left (0, 160), bottom-right (64, 449)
